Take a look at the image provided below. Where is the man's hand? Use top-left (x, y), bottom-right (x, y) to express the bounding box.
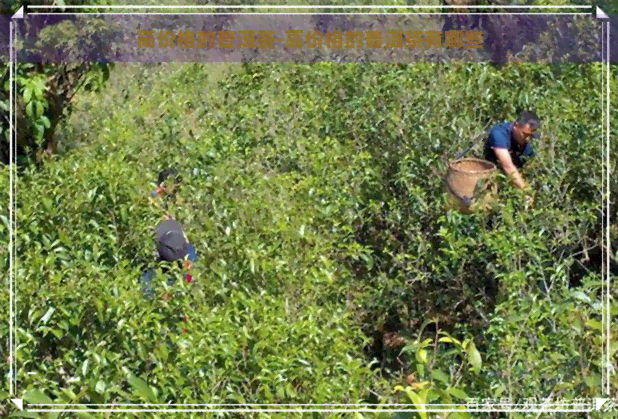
top-left (493, 147), bottom-right (526, 189)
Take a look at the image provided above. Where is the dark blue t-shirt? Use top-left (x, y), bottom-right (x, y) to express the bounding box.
top-left (484, 122), bottom-right (537, 169)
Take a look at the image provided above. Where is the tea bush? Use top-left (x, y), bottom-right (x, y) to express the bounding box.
top-left (0, 0), bottom-right (116, 164)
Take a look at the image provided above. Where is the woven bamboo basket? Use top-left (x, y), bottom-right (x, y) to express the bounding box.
top-left (444, 158), bottom-right (496, 213)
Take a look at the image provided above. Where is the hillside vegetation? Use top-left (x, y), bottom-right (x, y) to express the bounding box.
top-left (1, 59), bottom-right (616, 419)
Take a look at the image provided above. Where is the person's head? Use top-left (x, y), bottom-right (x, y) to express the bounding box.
top-left (512, 110), bottom-right (540, 145)
top-left (155, 218), bottom-right (191, 269)
top-left (156, 168), bottom-right (182, 196)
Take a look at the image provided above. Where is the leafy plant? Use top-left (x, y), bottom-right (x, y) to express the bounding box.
top-left (1, 7), bottom-right (616, 418)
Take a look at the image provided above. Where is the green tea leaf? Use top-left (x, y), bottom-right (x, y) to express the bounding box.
top-left (23, 87), bottom-right (32, 103)
top-left (431, 369), bottom-right (449, 384)
top-left (127, 373), bottom-right (156, 402)
top-left (96, 380), bottom-right (106, 394)
top-left (23, 389), bottom-right (55, 407)
top-left (586, 319), bottom-right (601, 330)
top-left (466, 341), bottom-right (482, 371)
top-left (446, 387), bottom-right (469, 400)
top-left (81, 359), bottom-right (89, 376)
top-left (40, 308), bottom-right (55, 324)
top-left (404, 389), bottom-right (427, 419)
top-left (9, 413), bottom-right (40, 418)
top-left (40, 115), bottom-right (51, 129)
top-left (438, 336), bottom-right (461, 346)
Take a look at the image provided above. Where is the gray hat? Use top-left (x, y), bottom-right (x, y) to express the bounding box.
top-left (155, 218), bottom-right (189, 262)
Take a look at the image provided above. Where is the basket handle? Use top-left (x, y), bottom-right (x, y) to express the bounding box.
top-left (454, 120), bottom-right (493, 160)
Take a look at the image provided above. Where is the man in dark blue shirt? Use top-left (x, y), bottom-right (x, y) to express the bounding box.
top-left (484, 110), bottom-right (541, 198)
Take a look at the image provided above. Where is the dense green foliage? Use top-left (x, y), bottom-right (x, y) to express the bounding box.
top-left (1, 59), bottom-right (616, 418)
top-left (1, 0), bottom-right (115, 163)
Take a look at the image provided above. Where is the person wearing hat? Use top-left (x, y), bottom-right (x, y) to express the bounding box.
top-left (139, 218), bottom-right (198, 300)
top-left (155, 217), bottom-right (197, 268)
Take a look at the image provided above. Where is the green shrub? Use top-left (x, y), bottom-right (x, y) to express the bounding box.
top-left (2, 55), bottom-right (616, 419)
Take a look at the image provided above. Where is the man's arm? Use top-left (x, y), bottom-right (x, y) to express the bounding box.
top-left (493, 147), bottom-right (526, 189)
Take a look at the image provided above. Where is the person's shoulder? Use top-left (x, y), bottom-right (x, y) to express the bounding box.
top-left (489, 121), bottom-right (511, 134)
top-left (487, 121), bottom-right (510, 147)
